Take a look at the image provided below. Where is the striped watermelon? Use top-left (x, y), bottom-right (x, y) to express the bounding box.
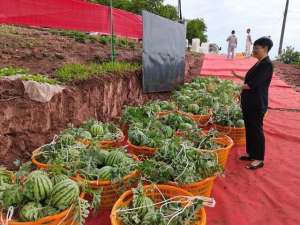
top-left (90, 124), bottom-right (104, 137)
top-left (23, 170), bottom-right (53, 202)
top-left (51, 174), bottom-right (69, 185)
top-left (105, 150), bottom-right (126, 166)
top-left (19, 202), bottom-right (42, 222)
top-left (98, 166), bottom-right (113, 180)
top-left (79, 130), bottom-right (92, 140)
top-left (188, 104), bottom-right (200, 114)
top-left (50, 178), bottom-right (80, 210)
top-left (59, 133), bottom-right (75, 146)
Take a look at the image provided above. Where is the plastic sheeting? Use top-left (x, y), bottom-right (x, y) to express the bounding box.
top-left (142, 11), bottom-right (186, 93)
top-left (0, 0), bottom-right (142, 39)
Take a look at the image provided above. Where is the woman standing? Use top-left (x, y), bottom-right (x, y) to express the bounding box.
top-left (245, 28), bottom-right (253, 57)
top-left (232, 37), bottom-right (274, 170)
top-left (226, 30), bottom-right (238, 59)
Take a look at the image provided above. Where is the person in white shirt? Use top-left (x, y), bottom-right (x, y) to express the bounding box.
top-left (245, 28), bottom-right (253, 57)
top-left (226, 30), bottom-right (238, 59)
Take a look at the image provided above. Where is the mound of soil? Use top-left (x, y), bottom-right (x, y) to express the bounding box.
top-left (274, 61), bottom-right (300, 92)
top-left (0, 25), bottom-right (142, 76)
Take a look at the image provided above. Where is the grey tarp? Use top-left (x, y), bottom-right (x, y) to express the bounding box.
top-left (142, 11), bottom-right (186, 93)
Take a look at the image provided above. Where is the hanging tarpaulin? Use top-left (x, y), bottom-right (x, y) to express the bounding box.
top-left (142, 11), bottom-right (186, 93)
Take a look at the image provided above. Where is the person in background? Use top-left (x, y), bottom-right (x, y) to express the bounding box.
top-left (232, 37), bottom-right (274, 170)
top-left (226, 30), bottom-right (238, 59)
top-left (245, 28), bottom-right (252, 57)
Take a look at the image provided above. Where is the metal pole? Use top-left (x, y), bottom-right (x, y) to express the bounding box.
top-left (278, 0), bottom-right (289, 56)
top-left (110, 0), bottom-right (115, 63)
top-left (178, 0), bottom-right (183, 22)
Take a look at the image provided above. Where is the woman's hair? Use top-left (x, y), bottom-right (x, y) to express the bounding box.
top-left (247, 28), bottom-right (251, 33)
top-left (254, 37), bottom-right (273, 52)
top-left (231, 30), bottom-right (235, 34)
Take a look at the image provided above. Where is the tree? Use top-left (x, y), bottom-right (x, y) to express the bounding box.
top-left (186, 19), bottom-right (208, 44)
top-left (157, 4), bottom-right (179, 21)
top-left (89, 0), bottom-right (179, 21)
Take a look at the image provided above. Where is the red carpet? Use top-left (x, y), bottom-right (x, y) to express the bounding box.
top-left (87, 54), bottom-right (300, 225)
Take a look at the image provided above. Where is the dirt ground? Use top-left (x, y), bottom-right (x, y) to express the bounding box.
top-left (0, 25), bottom-right (142, 76)
top-left (273, 61), bottom-right (300, 92)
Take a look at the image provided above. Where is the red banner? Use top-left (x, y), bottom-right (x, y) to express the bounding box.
top-left (0, 0), bottom-right (142, 39)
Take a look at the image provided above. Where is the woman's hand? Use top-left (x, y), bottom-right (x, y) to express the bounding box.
top-left (231, 71), bottom-right (245, 80)
top-left (242, 84), bottom-right (251, 90)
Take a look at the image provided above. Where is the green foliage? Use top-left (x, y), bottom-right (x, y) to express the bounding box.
top-left (49, 29), bottom-right (137, 49)
top-left (50, 30), bottom-right (93, 44)
top-left (279, 46), bottom-right (300, 65)
top-left (0, 66), bottom-right (28, 77)
top-left (90, 0), bottom-right (179, 20)
top-left (73, 198), bottom-right (90, 225)
top-left (117, 185), bottom-right (204, 225)
top-left (157, 4), bottom-right (179, 20)
top-left (21, 74), bottom-right (59, 85)
top-left (56, 62), bottom-right (140, 82)
top-left (186, 18), bottom-right (208, 44)
top-left (139, 137), bottom-right (223, 184)
top-left (0, 66), bottom-right (58, 85)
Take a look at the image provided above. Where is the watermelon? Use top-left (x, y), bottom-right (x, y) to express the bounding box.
top-left (98, 166), bottom-right (113, 180)
top-left (133, 187), bottom-right (155, 216)
top-left (179, 123), bottom-right (194, 130)
top-left (50, 179), bottom-right (80, 210)
top-left (51, 174), bottom-right (69, 185)
top-left (90, 148), bottom-right (109, 166)
top-left (2, 184), bottom-right (23, 208)
top-left (90, 123), bottom-right (104, 137)
top-left (19, 202), bottom-right (42, 222)
top-left (236, 119), bottom-right (245, 128)
top-left (79, 130), bottom-right (92, 140)
top-left (128, 129), bottom-right (143, 145)
top-left (161, 126), bottom-right (173, 138)
top-left (105, 150), bottom-right (126, 166)
top-left (23, 170), bottom-right (53, 202)
top-left (188, 104), bottom-right (200, 114)
top-left (59, 133), bottom-right (75, 146)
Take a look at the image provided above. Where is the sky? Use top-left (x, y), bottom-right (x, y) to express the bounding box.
top-left (164, 0), bottom-right (300, 58)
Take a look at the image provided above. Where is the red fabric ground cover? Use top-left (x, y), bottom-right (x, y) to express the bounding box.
top-left (87, 54), bottom-right (300, 225)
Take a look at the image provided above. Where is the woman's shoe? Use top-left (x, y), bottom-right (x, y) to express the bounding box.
top-left (246, 161), bottom-right (264, 170)
top-left (239, 155), bottom-right (254, 161)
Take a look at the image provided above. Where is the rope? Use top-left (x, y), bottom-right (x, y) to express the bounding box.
top-left (1, 207), bottom-right (14, 225)
top-left (57, 204), bottom-right (74, 225)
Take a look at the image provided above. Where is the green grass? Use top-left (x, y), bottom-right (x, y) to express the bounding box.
top-left (0, 66), bottom-right (58, 85)
top-left (56, 62), bottom-right (141, 82)
top-left (0, 66), bottom-right (28, 77)
top-left (48, 29), bottom-right (137, 49)
top-left (20, 74), bottom-right (58, 85)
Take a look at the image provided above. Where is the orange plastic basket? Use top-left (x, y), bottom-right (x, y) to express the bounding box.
top-left (0, 193), bottom-right (85, 225)
top-left (110, 184), bottom-right (206, 225)
top-left (200, 135), bottom-right (234, 168)
top-left (214, 124), bottom-right (246, 146)
top-left (121, 123), bottom-right (129, 137)
top-left (77, 128), bottom-right (125, 149)
top-left (73, 154), bottom-right (140, 209)
top-left (127, 140), bottom-right (157, 160)
top-left (31, 148), bottom-right (48, 169)
top-left (168, 176), bottom-right (216, 197)
top-left (177, 111), bottom-right (212, 128)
